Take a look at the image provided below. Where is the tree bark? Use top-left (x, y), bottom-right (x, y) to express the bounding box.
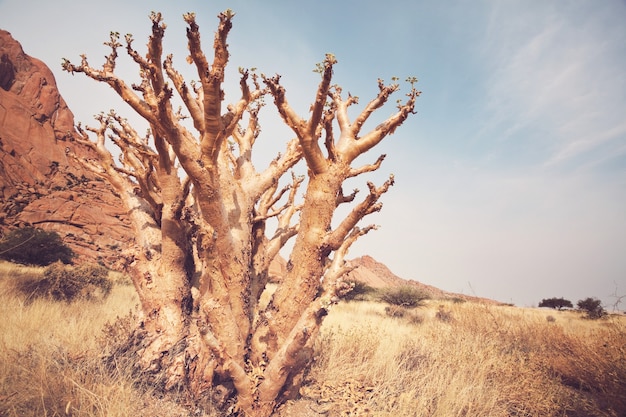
top-left (63, 9), bottom-right (419, 417)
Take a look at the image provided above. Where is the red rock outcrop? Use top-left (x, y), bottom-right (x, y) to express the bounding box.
top-left (0, 29), bottom-right (132, 268)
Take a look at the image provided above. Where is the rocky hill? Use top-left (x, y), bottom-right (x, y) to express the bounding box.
top-left (344, 255), bottom-right (495, 302)
top-left (0, 29), bottom-right (132, 268)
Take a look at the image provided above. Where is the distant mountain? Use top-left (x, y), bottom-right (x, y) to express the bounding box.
top-left (344, 255), bottom-right (497, 303)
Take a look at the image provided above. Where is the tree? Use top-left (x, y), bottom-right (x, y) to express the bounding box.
top-left (0, 226), bottom-right (74, 266)
top-left (577, 297), bottom-right (606, 319)
top-left (62, 10), bottom-right (419, 417)
top-left (538, 297), bottom-right (573, 311)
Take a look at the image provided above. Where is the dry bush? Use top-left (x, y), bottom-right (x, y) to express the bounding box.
top-left (531, 316), bottom-right (626, 416)
top-left (383, 304), bottom-right (425, 326)
top-left (434, 305), bottom-right (453, 322)
top-left (0, 261), bottom-right (44, 286)
top-left (13, 262), bottom-right (112, 302)
top-left (384, 304), bottom-right (408, 318)
top-left (0, 344), bottom-right (139, 417)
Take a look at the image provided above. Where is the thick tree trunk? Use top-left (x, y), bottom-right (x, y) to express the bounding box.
top-left (66, 10), bottom-right (419, 417)
top-left (263, 166), bottom-right (346, 344)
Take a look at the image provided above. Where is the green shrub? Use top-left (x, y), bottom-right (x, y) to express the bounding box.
top-left (343, 280), bottom-right (376, 301)
top-left (0, 227), bottom-right (74, 266)
top-left (16, 262), bottom-right (112, 302)
top-left (379, 285), bottom-right (429, 308)
top-left (577, 297), bottom-right (606, 319)
top-left (538, 297), bottom-right (573, 310)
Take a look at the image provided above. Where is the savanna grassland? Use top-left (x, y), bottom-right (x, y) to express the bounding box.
top-left (1, 261), bottom-right (624, 417)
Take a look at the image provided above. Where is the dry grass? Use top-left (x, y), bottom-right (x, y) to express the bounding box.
top-left (0, 262), bottom-right (191, 417)
top-left (303, 300), bottom-right (626, 417)
top-left (1, 261), bottom-right (625, 416)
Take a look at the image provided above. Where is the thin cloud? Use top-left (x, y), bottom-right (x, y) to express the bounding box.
top-left (480, 2), bottom-right (626, 172)
top-left (545, 121), bottom-right (626, 169)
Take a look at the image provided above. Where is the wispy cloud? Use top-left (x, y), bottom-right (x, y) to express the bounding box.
top-left (479, 1), bottom-right (626, 173)
top-left (545, 121), bottom-right (626, 169)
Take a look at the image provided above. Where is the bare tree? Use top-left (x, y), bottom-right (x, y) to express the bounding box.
top-left (62, 10), bottom-right (419, 417)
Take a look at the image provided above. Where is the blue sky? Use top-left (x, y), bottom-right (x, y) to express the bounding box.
top-left (1, 0), bottom-right (625, 308)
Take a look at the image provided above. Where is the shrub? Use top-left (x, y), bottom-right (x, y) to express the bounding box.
top-left (384, 305), bottom-right (408, 318)
top-left (99, 311), bottom-right (141, 373)
top-left (406, 311), bottom-right (425, 325)
top-left (379, 285), bottom-right (429, 308)
top-left (538, 297), bottom-right (573, 310)
top-left (383, 305), bottom-right (425, 326)
top-left (435, 305), bottom-right (453, 322)
top-left (0, 226), bottom-right (74, 266)
top-left (16, 262), bottom-right (112, 302)
top-left (342, 280), bottom-right (376, 301)
top-left (576, 297), bottom-right (606, 319)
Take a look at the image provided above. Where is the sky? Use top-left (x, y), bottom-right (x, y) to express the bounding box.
top-left (1, 0), bottom-right (625, 308)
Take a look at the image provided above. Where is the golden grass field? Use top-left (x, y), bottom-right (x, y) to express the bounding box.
top-left (1, 261), bottom-right (625, 416)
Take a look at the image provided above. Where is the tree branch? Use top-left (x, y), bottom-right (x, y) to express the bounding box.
top-left (164, 54), bottom-right (205, 132)
top-left (253, 183), bottom-right (292, 223)
top-left (263, 75), bottom-right (307, 141)
top-left (348, 154), bottom-right (386, 178)
top-left (264, 69), bottom-right (329, 175)
top-left (330, 86), bottom-right (359, 135)
top-left (184, 11), bottom-right (232, 165)
top-left (104, 113), bottom-right (164, 220)
top-left (336, 187), bottom-right (358, 206)
top-left (308, 54), bottom-right (336, 139)
top-left (330, 79), bottom-right (420, 164)
top-left (232, 100), bottom-right (262, 180)
top-left (347, 86), bottom-right (420, 162)
top-left (323, 104), bottom-right (337, 162)
top-left (324, 174), bottom-right (394, 251)
top-left (251, 138), bottom-right (302, 200)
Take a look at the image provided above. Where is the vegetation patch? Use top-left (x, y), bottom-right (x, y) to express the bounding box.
top-left (14, 262), bottom-right (112, 302)
top-left (342, 280), bottom-right (377, 301)
top-left (379, 285), bottom-right (429, 308)
top-left (0, 226), bottom-right (74, 266)
top-left (577, 297), bottom-right (607, 319)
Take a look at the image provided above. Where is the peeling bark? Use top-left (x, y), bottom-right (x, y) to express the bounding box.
top-left (63, 9), bottom-right (419, 417)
